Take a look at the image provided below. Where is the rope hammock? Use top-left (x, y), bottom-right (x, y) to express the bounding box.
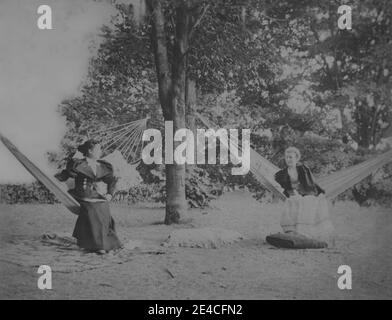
top-left (90, 117), bottom-right (148, 164)
top-left (0, 117), bottom-right (148, 215)
top-left (0, 134), bottom-right (81, 214)
top-left (195, 113), bottom-right (392, 201)
top-left (2, 112), bottom-right (391, 213)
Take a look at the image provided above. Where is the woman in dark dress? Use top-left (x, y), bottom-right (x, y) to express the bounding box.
top-left (274, 147), bottom-right (334, 242)
top-left (56, 140), bottom-right (122, 254)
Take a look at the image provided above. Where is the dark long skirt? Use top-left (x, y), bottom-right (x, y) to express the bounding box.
top-left (73, 200), bottom-right (122, 251)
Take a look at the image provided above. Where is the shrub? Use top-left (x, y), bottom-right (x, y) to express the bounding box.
top-left (0, 182), bottom-right (58, 205)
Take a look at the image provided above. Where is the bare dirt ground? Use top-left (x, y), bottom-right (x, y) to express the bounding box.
top-left (0, 190), bottom-right (391, 300)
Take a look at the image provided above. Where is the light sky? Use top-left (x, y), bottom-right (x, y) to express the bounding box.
top-left (0, 0), bottom-right (346, 183)
top-left (0, 0), bottom-right (115, 182)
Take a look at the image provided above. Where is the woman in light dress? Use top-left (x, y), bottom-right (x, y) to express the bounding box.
top-left (274, 147), bottom-right (334, 242)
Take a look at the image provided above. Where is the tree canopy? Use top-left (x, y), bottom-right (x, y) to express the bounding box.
top-left (57, 0), bottom-right (392, 209)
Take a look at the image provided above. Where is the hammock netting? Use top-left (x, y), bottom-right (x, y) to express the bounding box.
top-left (195, 113), bottom-right (392, 201)
top-left (90, 117), bottom-right (148, 164)
top-left (0, 133), bottom-right (81, 214)
top-left (1, 113), bottom-right (391, 215)
top-left (0, 117), bottom-right (147, 215)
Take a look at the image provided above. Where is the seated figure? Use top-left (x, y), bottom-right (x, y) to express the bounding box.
top-left (274, 147), bottom-right (334, 243)
top-left (56, 140), bottom-right (122, 254)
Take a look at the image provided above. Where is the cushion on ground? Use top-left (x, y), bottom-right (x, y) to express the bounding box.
top-left (266, 232), bottom-right (328, 249)
top-left (164, 227), bottom-right (244, 249)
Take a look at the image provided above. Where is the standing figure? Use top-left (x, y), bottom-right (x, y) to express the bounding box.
top-left (274, 147), bottom-right (334, 242)
top-left (56, 140), bottom-right (122, 254)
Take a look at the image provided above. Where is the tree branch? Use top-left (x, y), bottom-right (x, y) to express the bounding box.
top-left (189, 3), bottom-right (210, 39)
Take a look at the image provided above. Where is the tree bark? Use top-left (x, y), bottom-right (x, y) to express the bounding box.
top-left (147, 0), bottom-right (190, 224)
top-left (185, 79), bottom-right (197, 178)
top-left (147, 0), bottom-right (172, 119)
top-left (164, 2), bottom-right (190, 224)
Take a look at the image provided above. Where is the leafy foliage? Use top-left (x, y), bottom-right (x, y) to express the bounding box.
top-left (0, 182), bottom-right (58, 205)
top-left (38, 0), bottom-right (392, 208)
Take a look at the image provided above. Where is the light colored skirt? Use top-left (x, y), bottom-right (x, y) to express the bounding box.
top-left (280, 194), bottom-right (334, 243)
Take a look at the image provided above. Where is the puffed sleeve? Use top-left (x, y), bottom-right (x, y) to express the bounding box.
top-left (274, 169), bottom-right (290, 197)
top-left (274, 170), bottom-right (282, 186)
top-left (55, 157), bottom-right (78, 182)
top-left (303, 165), bottom-right (325, 195)
top-left (101, 161), bottom-right (118, 196)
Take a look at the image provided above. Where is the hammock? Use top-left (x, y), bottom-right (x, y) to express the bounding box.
top-left (195, 113), bottom-right (392, 200)
top-left (0, 117), bottom-right (147, 215)
top-left (0, 134), bottom-right (81, 214)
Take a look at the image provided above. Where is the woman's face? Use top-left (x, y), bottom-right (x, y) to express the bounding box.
top-left (285, 152), bottom-right (298, 168)
top-left (89, 144), bottom-right (102, 159)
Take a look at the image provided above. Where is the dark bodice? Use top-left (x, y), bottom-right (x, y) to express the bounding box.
top-left (274, 164), bottom-right (325, 198)
top-left (56, 158), bottom-right (117, 200)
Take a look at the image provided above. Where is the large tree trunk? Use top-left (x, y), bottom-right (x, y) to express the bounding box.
top-left (164, 2), bottom-right (190, 224)
top-left (148, 0), bottom-right (190, 224)
top-left (147, 0), bottom-right (171, 118)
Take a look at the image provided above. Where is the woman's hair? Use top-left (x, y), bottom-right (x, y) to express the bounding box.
top-left (285, 146), bottom-right (301, 161)
top-left (77, 139), bottom-right (99, 157)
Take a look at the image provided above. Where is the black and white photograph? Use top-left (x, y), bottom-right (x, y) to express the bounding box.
top-left (0, 0), bottom-right (391, 303)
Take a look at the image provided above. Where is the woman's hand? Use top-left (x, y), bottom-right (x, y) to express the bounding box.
top-left (104, 194), bottom-right (113, 201)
